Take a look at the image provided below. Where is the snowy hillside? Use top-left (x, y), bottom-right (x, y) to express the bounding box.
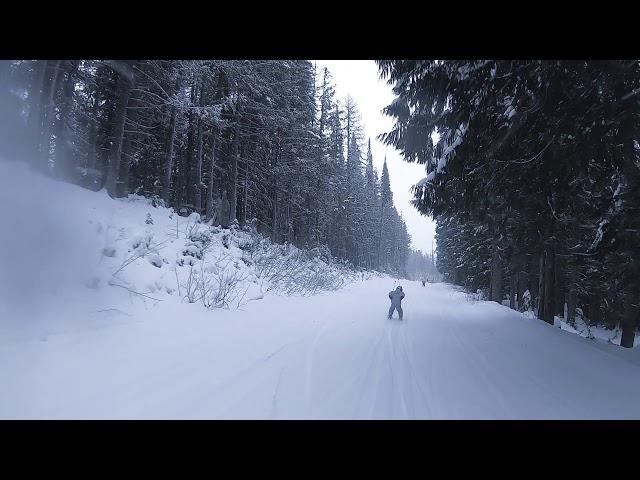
top-left (2, 159), bottom-right (640, 419)
top-left (0, 160), bottom-right (358, 343)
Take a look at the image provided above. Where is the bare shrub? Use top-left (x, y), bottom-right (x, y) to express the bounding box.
top-left (183, 264), bottom-right (199, 303)
top-left (242, 227), bottom-right (352, 296)
top-left (197, 250), bottom-right (249, 309)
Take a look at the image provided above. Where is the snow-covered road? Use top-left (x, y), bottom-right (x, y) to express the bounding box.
top-left (3, 278), bottom-right (640, 419)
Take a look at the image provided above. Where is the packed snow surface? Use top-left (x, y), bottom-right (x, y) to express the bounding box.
top-left (2, 160), bottom-right (640, 419)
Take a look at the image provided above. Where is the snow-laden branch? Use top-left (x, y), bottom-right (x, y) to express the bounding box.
top-left (103, 60), bottom-right (135, 84)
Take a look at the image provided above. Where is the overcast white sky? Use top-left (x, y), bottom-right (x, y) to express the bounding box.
top-left (314, 60), bottom-right (436, 255)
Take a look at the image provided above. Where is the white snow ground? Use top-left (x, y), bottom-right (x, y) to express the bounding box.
top-left (2, 159), bottom-right (640, 419)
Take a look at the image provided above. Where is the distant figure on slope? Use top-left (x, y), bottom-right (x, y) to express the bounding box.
top-left (388, 285), bottom-right (405, 320)
top-left (421, 278), bottom-right (426, 287)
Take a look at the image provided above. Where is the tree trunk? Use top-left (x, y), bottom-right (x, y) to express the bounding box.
top-left (193, 117), bottom-right (202, 212)
top-left (617, 129), bottom-right (638, 348)
top-left (554, 254), bottom-right (565, 318)
top-left (54, 60), bottom-right (80, 180)
top-left (40, 60), bottom-right (61, 173)
top-left (270, 144), bottom-right (278, 241)
top-left (566, 258), bottom-right (578, 325)
top-left (194, 80), bottom-right (203, 213)
top-left (206, 134), bottom-right (217, 220)
top-left (184, 85), bottom-right (195, 208)
top-left (587, 293), bottom-right (602, 325)
top-left (517, 254), bottom-right (528, 311)
top-left (162, 78), bottom-right (179, 206)
top-left (528, 253), bottom-right (539, 307)
top-left (537, 251), bottom-right (545, 320)
top-left (542, 245), bottom-right (556, 325)
top-left (162, 105), bottom-right (177, 206)
top-left (119, 137), bottom-right (133, 197)
top-left (271, 182), bottom-right (277, 241)
top-left (35, 60), bottom-right (51, 167)
top-left (509, 254), bottom-right (519, 310)
top-left (96, 81), bottom-right (116, 192)
top-left (27, 60), bottom-right (46, 159)
top-left (287, 191), bottom-right (293, 243)
top-left (509, 271), bottom-right (517, 310)
top-left (105, 70), bottom-right (132, 198)
top-left (174, 151), bottom-right (185, 208)
top-left (241, 143), bottom-right (248, 227)
top-left (86, 94), bottom-right (99, 172)
top-left (229, 109), bottom-right (240, 223)
top-left (620, 289), bottom-right (637, 348)
top-left (284, 191), bottom-right (290, 243)
top-left (377, 201), bottom-right (385, 270)
top-left (490, 238), bottom-right (503, 303)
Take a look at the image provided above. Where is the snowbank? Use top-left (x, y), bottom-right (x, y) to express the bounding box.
top-left (0, 159), bottom-right (356, 343)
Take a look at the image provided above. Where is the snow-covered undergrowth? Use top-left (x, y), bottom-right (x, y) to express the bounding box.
top-left (556, 314), bottom-right (640, 348)
top-left (465, 289), bottom-right (639, 348)
top-left (0, 159), bottom-right (358, 340)
top-left (520, 309), bottom-right (640, 347)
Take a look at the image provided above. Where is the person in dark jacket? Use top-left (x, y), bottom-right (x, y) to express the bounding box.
top-left (388, 285), bottom-right (405, 320)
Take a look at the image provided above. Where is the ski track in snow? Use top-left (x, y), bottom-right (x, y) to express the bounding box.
top-left (2, 163), bottom-right (640, 419)
top-left (4, 278), bottom-right (640, 419)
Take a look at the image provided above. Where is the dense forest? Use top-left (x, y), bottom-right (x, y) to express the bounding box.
top-left (0, 60), bottom-right (416, 276)
top-left (379, 60), bottom-right (640, 347)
